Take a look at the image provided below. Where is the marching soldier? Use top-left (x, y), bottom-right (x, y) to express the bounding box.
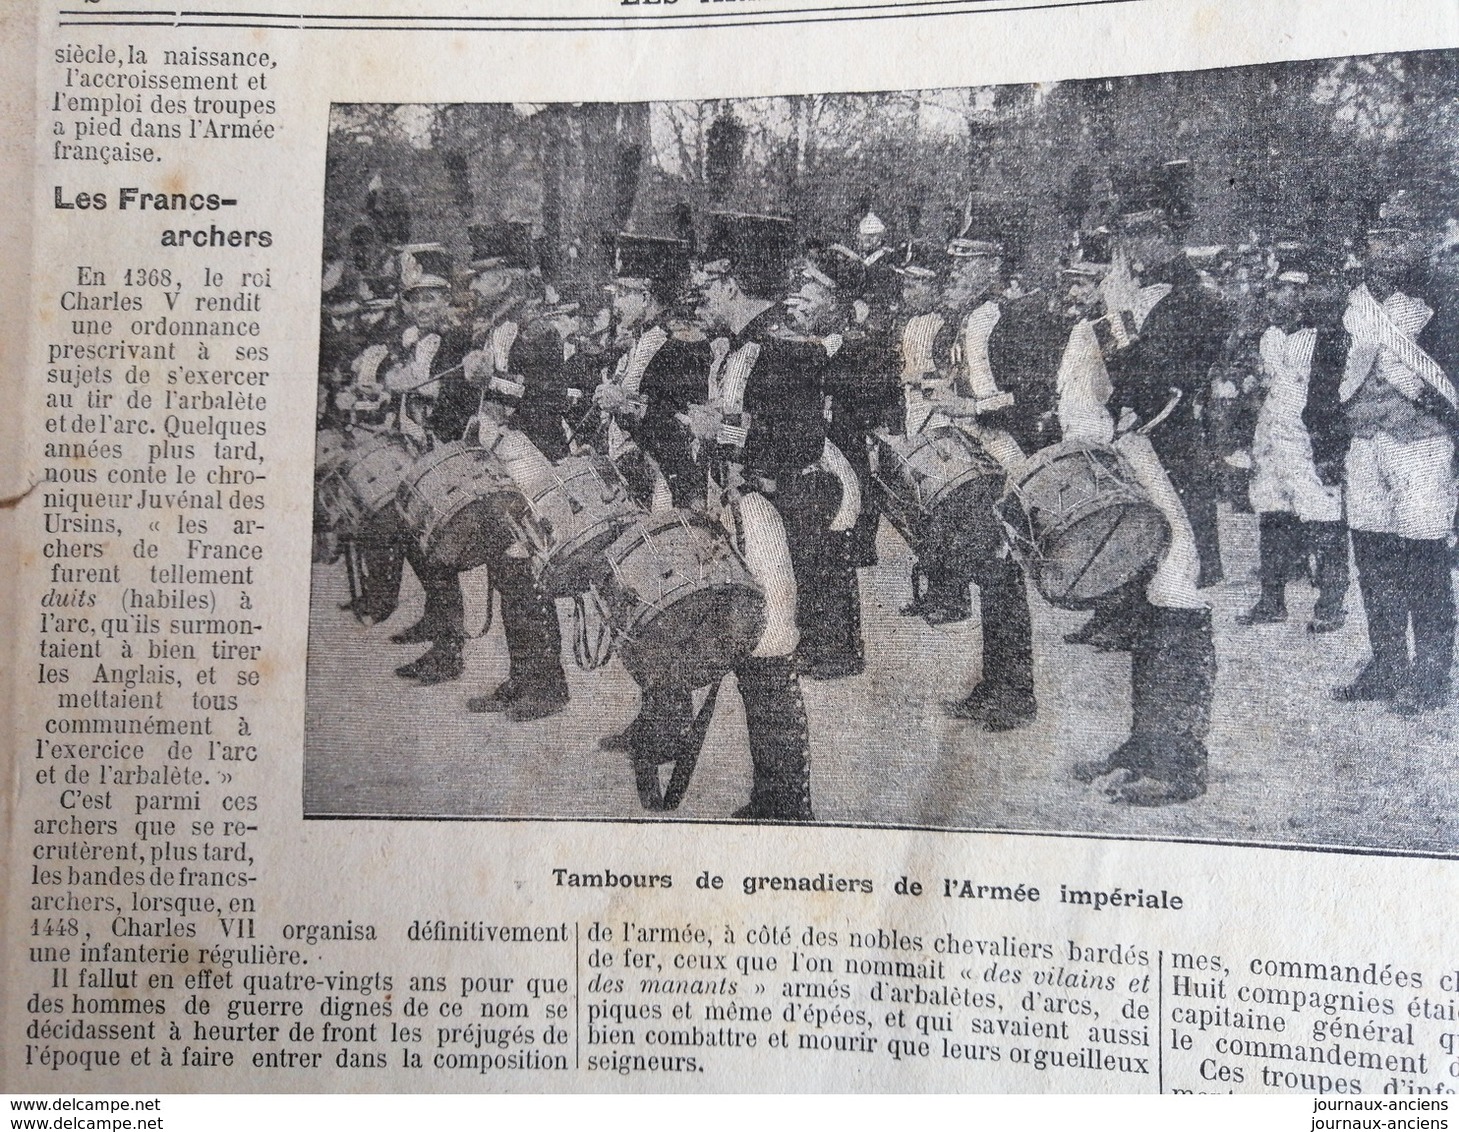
top-left (663, 211), bottom-right (824, 820)
top-left (805, 247), bottom-right (902, 571)
top-left (380, 245), bottom-right (478, 684)
top-left (592, 232), bottom-right (708, 754)
top-left (829, 208), bottom-right (901, 316)
top-left (898, 203), bottom-right (1063, 730)
top-left (1059, 174), bottom-right (1221, 806)
top-left (593, 233), bottom-right (708, 512)
top-left (1065, 162), bottom-right (1233, 651)
top-left (1100, 161), bottom-right (1230, 589)
top-left (1332, 189), bottom-right (1459, 715)
top-left (779, 257), bottom-right (870, 679)
top-left (458, 221), bottom-right (574, 722)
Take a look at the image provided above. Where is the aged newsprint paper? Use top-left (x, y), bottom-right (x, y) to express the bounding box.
top-left (4, 0), bottom-right (1459, 1101)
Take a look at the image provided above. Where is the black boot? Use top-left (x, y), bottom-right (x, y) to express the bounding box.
top-left (495, 558), bottom-right (569, 722)
top-left (1092, 604), bottom-right (1212, 805)
top-left (1237, 512), bottom-right (1294, 625)
top-left (796, 534), bottom-right (866, 679)
top-left (395, 552), bottom-right (465, 643)
top-left (1338, 532), bottom-right (1412, 701)
top-left (1064, 581), bottom-right (1142, 651)
top-left (733, 657), bottom-right (813, 821)
top-left (466, 679), bottom-right (520, 714)
top-left (945, 682), bottom-right (1036, 731)
top-left (396, 638), bottom-right (464, 684)
top-left (1306, 520), bottom-right (1350, 633)
top-left (1395, 537), bottom-right (1455, 714)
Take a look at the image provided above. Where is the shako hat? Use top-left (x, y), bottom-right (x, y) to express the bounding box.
top-left (894, 238), bottom-right (947, 279)
top-left (703, 212), bottom-right (796, 294)
top-left (468, 221), bottom-right (535, 271)
top-left (947, 193), bottom-right (1027, 264)
top-left (1114, 159), bottom-right (1195, 234)
top-left (398, 243), bottom-right (453, 293)
top-left (613, 233), bottom-right (693, 283)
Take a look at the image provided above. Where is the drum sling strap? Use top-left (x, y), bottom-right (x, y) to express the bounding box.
top-left (631, 680), bottom-right (723, 812)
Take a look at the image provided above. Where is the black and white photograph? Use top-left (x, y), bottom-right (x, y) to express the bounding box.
top-left (305, 52), bottom-right (1459, 854)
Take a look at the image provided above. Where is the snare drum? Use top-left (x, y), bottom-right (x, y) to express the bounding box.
top-left (597, 510), bottom-right (765, 690)
top-left (333, 432), bottom-right (413, 541)
top-left (396, 441), bottom-right (523, 572)
top-left (313, 428), bottom-right (353, 536)
top-left (516, 453), bottom-right (643, 598)
top-left (996, 438), bottom-right (1170, 609)
top-left (872, 426), bottom-right (1005, 568)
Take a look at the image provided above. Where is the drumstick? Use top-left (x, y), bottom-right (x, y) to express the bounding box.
top-left (391, 359), bottom-right (467, 394)
top-left (1135, 387), bottom-right (1183, 436)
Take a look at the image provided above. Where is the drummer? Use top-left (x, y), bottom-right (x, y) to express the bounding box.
top-left (806, 243), bottom-right (902, 570)
top-left (782, 253), bottom-right (877, 679)
top-left (658, 211), bottom-right (823, 821)
top-left (901, 200), bottom-right (1062, 731)
top-left (592, 232), bottom-right (710, 754)
top-left (1056, 191), bottom-right (1219, 808)
top-left (458, 221), bottom-right (573, 723)
top-left (378, 244), bottom-right (479, 681)
top-left (593, 233), bottom-right (706, 512)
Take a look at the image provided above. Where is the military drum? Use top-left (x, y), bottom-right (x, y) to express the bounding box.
top-left (597, 510), bottom-right (765, 690)
top-left (996, 439), bottom-right (1170, 609)
top-left (871, 425), bottom-right (1006, 569)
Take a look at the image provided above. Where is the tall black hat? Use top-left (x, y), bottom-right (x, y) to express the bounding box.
top-left (703, 212), bottom-right (796, 295)
top-left (397, 243), bottom-right (454, 292)
top-left (1270, 239), bottom-right (1336, 285)
top-left (803, 240), bottom-right (866, 294)
top-left (894, 238), bottom-right (947, 280)
top-left (468, 221), bottom-right (535, 271)
top-left (613, 233), bottom-right (692, 283)
top-left (947, 193), bottom-right (1027, 265)
top-left (1114, 159), bottom-right (1195, 234)
top-left (1060, 228), bottom-right (1114, 279)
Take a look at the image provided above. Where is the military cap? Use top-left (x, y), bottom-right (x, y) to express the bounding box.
top-left (398, 243), bottom-right (453, 293)
top-left (468, 221), bottom-right (535, 271)
top-left (613, 233), bottom-right (692, 283)
top-left (703, 212), bottom-right (796, 295)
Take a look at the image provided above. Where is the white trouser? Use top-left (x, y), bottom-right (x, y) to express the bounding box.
top-left (1345, 432), bottom-right (1457, 540)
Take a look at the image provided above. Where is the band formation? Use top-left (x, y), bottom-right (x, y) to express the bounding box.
top-left (313, 160), bottom-right (1459, 821)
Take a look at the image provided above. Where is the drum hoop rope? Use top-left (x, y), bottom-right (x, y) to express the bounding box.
top-left (572, 591), bottom-right (615, 670)
top-left (1056, 505), bottom-right (1133, 601)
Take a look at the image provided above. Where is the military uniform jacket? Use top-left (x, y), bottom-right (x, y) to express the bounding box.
top-left (823, 326), bottom-right (901, 454)
top-left (617, 327), bottom-right (713, 506)
top-left (422, 326), bottom-right (479, 445)
top-left (909, 294), bottom-right (1062, 454)
top-left (1105, 259), bottom-right (1230, 455)
top-left (1298, 314), bottom-right (1351, 470)
top-left (713, 308), bottom-right (829, 484)
top-left (484, 320), bottom-right (575, 462)
top-left (966, 294), bottom-right (1064, 454)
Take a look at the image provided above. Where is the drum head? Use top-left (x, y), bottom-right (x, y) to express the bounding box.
top-left (529, 460), bottom-right (641, 598)
top-left (617, 584), bottom-right (765, 690)
top-left (400, 444), bottom-right (522, 572)
top-left (599, 512), bottom-right (765, 689)
top-left (922, 476), bottom-right (1005, 570)
top-left (429, 498), bottom-right (514, 572)
top-left (1002, 441), bottom-right (1172, 609)
top-left (1029, 500), bottom-right (1170, 609)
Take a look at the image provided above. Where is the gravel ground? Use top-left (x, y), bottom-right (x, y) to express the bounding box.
top-left (303, 507), bottom-right (1458, 857)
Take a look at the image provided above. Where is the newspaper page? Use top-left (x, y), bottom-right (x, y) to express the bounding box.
top-left (3, 0), bottom-right (1459, 1101)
